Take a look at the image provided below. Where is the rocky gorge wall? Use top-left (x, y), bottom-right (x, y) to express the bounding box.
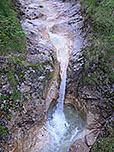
top-left (0, 0), bottom-right (59, 151)
top-left (66, 0), bottom-right (114, 151)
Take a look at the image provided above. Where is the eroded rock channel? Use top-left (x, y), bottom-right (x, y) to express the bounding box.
top-left (20, 0), bottom-right (86, 151)
top-left (0, 0), bottom-right (104, 152)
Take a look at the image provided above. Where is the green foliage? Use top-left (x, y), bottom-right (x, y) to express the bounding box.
top-left (0, 0), bottom-right (15, 17)
top-left (81, 0), bottom-right (114, 89)
top-left (92, 124), bottom-right (114, 152)
top-left (0, 90), bottom-right (22, 111)
top-left (7, 55), bottom-right (26, 82)
top-left (0, 125), bottom-right (8, 136)
top-left (0, 0), bottom-right (26, 55)
top-left (0, 55), bottom-right (26, 137)
top-left (0, 90), bottom-right (22, 137)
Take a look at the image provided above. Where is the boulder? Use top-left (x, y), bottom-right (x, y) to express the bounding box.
top-left (70, 139), bottom-right (89, 152)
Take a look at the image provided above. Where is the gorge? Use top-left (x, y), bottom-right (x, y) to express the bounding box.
top-left (0, 0), bottom-right (113, 152)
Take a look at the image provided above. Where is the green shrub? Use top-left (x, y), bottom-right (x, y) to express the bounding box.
top-left (0, 0), bottom-right (26, 55)
top-left (81, 0), bottom-right (114, 87)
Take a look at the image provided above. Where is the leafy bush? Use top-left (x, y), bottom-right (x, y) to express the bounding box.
top-left (0, 0), bottom-right (26, 55)
top-left (81, 0), bottom-right (114, 97)
top-left (91, 124), bottom-right (114, 152)
top-left (0, 0), bottom-right (14, 17)
top-left (0, 0), bottom-right (26, 138)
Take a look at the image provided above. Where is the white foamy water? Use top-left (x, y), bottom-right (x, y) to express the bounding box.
top-left (39, 103), bottom-right (85, 152)
top-left (40, 66), bottom-right (84, 152)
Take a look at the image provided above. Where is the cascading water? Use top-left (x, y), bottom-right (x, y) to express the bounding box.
top-left (39, 28), bottom-right (84, 151)
top-left (44, 14), bottom-right (85, 152)
top-left (56, 70), bottom-right (67, 113)
top-left (41, 56), bottom-right (85, 152)
top-left (44, 73), bottom-right (85, 152)
top-left (40, 82), bottom-right (85, 152)
top-left (25, 0), bottom-right (85, 151)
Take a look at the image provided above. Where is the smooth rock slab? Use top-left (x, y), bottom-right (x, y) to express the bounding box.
top-left (70, 139), bottom-right (89, 152)
top-left (2, 125), bottom-right (50, 152)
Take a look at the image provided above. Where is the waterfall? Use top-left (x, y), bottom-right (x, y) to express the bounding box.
top-left (43, 66), bottom-right (84, 152)
top-left (47, 69), bottom-right (69, 143)
top-left (16, 0), bottom-right (87, 151)
top-left (44, 10), bottom-right (85, 152)
top-left (31, 0), bottom-right (85, 151)
top-left (56, 69), bottom-right (67, 113)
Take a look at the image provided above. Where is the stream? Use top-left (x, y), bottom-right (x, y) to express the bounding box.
top-left (21, 0), bottom-right (85, 151)
top-left (36, 0), bottom-right (84, 151)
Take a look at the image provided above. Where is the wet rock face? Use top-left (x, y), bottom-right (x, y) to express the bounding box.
top-left (0, 0), bottom-right (58, 150)
top-left (65, 0), bottom-right (103, 151)
top-left (0, 43), bottom-right (55, 138)
top-left (66, 47), bottom-right (102, 150)
top-left (65, 1), bottom-right (113, 152)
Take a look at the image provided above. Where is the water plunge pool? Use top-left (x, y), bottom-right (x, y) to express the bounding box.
top-left (39, 102), bottom-right (85, 152)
